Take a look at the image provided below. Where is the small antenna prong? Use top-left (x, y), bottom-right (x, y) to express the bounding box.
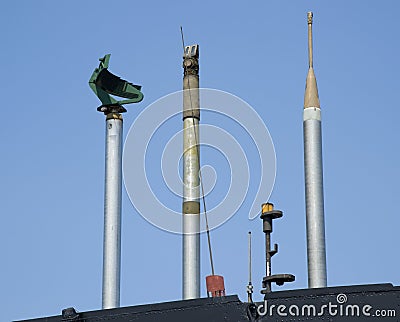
top-left (248, 231), bottom-right (252, 284)
top-left (304, 11), bottom-right (320, 109)
top-left (180, 26), bottom-right (186, 54)
top-left (307, 12), bottom-right (313, 68)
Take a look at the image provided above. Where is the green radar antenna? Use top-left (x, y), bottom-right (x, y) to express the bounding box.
top-left (89, 54), bottom-right (144, 114)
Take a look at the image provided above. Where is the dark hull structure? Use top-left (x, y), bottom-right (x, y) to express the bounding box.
top-left (19, 283), bottom-right (399, 321)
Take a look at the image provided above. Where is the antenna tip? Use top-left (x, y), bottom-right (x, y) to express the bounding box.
top-left (307, 11), bottom-right (313, 24)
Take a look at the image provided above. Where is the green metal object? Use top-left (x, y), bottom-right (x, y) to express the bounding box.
top-left (89, 54), bottom-right (144, 113)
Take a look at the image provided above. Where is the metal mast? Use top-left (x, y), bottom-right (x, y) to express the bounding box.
top-left (89, 54), bottom-right (144, 308)
top-left (303, 12), bottom-right (327, 288)
top-left (182, 44), bottom-right (201, 299)
top-left (102, 111), bottom-right (123, 308)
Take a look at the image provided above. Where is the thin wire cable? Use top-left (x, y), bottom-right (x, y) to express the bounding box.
top-left (181, 27), bottom-right (215, 276)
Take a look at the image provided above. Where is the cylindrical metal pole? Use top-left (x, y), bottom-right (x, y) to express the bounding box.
top-left (182, 45), bottom-right (200, 300)
top-left (102, 112), bottom-right (123, 308)
top-left (303, 12), bottom-right (327, 288)
top-left (303, 111), bottom-right (327, 288)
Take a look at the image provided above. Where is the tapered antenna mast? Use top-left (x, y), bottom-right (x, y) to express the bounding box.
top-left (304, 12), bottom-right (320, 109)
top-left (303, 11), bottom-right (327, 288)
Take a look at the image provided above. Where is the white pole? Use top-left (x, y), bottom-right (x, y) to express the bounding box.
top-left (102, 113), bottom-right (123, 308)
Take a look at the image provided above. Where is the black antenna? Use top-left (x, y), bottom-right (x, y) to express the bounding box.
top-left (180, 26), bottom-right (186, 53)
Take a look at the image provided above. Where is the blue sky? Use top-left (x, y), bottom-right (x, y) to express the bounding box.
top-left (1, 1), bottom-right (399, 321)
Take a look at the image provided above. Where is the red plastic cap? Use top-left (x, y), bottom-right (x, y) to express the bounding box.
top-left (206, 275), bottom-right (226, 297)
